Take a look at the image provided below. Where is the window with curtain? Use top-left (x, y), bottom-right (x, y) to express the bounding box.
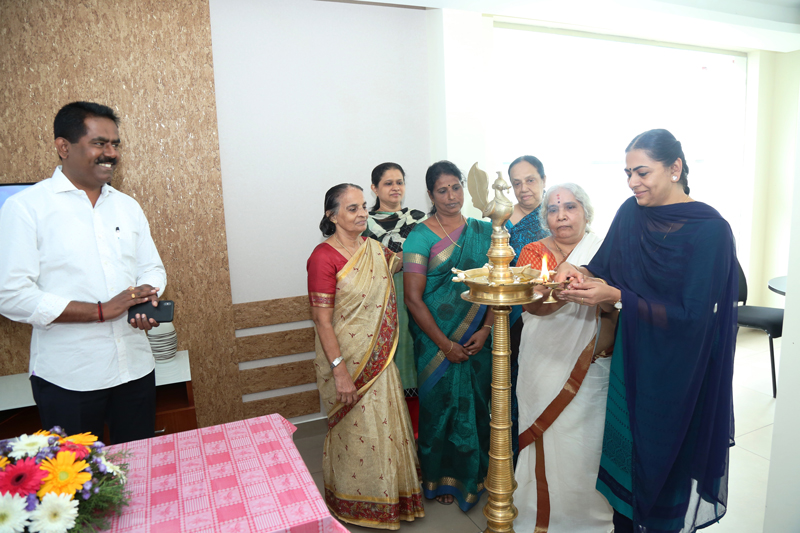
top-left (487, 26), bottom-right (747, 240)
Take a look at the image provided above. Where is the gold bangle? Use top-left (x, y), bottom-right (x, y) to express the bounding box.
top-left (443, 340), bottom-right (454, 355)
top-left (482, 324), bottom-right (492, 329)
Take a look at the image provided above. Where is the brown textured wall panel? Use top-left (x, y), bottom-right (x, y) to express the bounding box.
top-left (242, 390), bottom-right (321, 420)
top-left (0, 321), bottom-right (31, 375)
top-left (233, 296), bottom-right (311, 330)
top-left (240, 360), bottom-right (316, 395)
top-left (236, 328), bottom-right (315, 362)
top-left (0, 0), bottom-right (240, 427)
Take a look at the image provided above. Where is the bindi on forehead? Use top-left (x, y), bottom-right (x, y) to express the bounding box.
top-left (556, 193), bottom-right (561, 204)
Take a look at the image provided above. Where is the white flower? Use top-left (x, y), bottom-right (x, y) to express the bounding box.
top-left (8, 434), bottom-right (51, 460)
top-left (0, 492), bottom-right (28, 533)
top-left (27, 493), bottom-right (78, 533)
top-left (100, 456), bottom-right (126, 483)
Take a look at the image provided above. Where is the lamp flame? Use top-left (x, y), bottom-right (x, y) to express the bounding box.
top-left (541, 256), bottom-right (549, 282)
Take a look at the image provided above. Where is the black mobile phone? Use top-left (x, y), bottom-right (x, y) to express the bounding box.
top-left (127, 300), bottom-right (174, 323)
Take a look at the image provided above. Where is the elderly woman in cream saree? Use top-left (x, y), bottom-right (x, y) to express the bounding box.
top-left (308, 184), bottom-right (424, 529)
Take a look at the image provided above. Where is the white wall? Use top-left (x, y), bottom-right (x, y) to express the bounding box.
top-left (762, 50), bottom-right (800, 308)
top-left (742, 49), bottom-right (800, 308)
top-left (423, 9), bottom-right (497, 219)
top-left (763, 76), bottom-right (800, 531)
top-left (742, 51), bottom-right (775, 306)
top-left (209, 0), bottom-right (431, 304)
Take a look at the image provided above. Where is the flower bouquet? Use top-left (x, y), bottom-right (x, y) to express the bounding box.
top-left (0, 427), bottom-right (129, 533)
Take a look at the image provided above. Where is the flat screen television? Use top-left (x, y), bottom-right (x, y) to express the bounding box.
top-left (0, 183), bottom-right (36, 212)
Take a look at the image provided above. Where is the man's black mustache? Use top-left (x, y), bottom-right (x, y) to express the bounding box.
top-left (95, 157), bottom-right (118, 165)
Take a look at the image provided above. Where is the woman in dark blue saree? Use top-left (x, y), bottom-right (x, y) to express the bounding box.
top-left (556, 129), bottom-right (737, 533)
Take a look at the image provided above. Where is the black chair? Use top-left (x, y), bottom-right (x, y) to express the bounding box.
top-left (736, 260), bottom-right (784, 398)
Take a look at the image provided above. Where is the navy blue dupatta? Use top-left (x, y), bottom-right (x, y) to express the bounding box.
top-left (588, 197), bottom-right (737, 530)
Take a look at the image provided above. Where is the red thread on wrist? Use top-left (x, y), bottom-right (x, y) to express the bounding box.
top-left (97, 301), bottom-right (105, 323)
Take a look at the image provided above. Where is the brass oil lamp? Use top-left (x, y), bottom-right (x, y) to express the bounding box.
top-left (451, 164), bottom-right (552, 533)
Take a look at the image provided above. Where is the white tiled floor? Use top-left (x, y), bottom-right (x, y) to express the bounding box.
top-left (295, 328), bottom-right (778, 532)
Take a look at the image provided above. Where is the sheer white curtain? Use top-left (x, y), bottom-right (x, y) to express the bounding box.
top-left (487, 27), bottom-right (747, 239)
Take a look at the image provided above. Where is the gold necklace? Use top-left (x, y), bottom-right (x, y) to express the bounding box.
top-left (435, 213), bottom-right (465, 248)
top-left (334, 234), bottom-right (358, 258)
top-left (552, 239), bottom-right (572, 262)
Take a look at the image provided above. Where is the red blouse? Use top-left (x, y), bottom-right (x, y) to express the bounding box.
top-left (307, 238), bottom-right (394, 308)
top-left (517, 240), bottom-right (558, 271)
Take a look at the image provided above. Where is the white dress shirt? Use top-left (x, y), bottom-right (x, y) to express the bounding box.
top-left (0, 167), bottom-right (167, 391)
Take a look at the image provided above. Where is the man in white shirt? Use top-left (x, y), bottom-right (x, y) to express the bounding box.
top-left (0, 101), bottom-right (167, 444)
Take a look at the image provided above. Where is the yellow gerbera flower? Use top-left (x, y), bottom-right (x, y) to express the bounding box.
top-left (38, 451), bottom-right (92, 498)
top-left (60, 433), bottom-right (97, 446)
top-left (0, 456), bottom-right (8, 470)
top-left (33, 429), bottom-right (52, 437)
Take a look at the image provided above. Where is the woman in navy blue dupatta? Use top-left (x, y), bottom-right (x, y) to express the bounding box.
top-left (556, 129), bottom-right (737, 533)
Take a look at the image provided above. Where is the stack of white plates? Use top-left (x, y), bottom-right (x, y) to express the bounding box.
top-left (147, 321), bottom-right (177, 363)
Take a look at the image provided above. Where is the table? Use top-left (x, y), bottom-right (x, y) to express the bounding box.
top-left (769, 276), bottom-right (787, 296)
top-left (107, 414), bottom-right (347, 533)
top-left (0, 350), bottom-right (191, 411)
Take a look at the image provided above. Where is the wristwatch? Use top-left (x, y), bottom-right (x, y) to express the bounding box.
top-left (330, 356), bottom-right (344, 370)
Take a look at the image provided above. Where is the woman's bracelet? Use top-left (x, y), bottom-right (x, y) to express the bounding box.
top-left (482, 324), bottom-right (492, 330)
top-left (443, 340), bottom-right (454, 355)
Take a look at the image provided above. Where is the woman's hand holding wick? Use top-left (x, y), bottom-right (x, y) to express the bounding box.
top-left (553, 261), bottom-right (584, 284)
top-left (559, 278), bottom-right (621, 307)
top-left (333, 364), bottom-right (359, 406)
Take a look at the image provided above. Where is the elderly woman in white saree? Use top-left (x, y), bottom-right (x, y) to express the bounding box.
top-left (514, 184), bottom-right (616, 533)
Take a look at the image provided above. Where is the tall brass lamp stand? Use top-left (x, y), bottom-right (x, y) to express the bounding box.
top-left (452, 165), bottom-right (548, 533)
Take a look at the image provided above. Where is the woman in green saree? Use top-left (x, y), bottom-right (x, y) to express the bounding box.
top-left (403, 160), bottom-right (494, 510)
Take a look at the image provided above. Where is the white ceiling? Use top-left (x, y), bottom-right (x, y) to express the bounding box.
top-left (346, 0), bottom-right (800, 52)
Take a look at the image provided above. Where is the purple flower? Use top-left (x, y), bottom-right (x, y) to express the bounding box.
top-left (25, 493), bottom-right (38, 511)
top-left (82, 489), bottom-right (91, 500)
top-left (93, 486), bottom-right (100, 494)
top-left (83, 480), bottom-right (93, 491)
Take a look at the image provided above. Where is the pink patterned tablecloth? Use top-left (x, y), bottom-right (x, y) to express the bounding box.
top-left (107, 414), bottom-right (348, 533)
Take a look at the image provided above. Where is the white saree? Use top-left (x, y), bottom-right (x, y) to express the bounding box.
top-left (514, 231), bottom-right (613, 533)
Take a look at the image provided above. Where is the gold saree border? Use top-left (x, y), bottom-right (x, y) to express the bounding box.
top-left (423, 477), bottom-right (484, 504)
top-left (327, 242), bottom-right (398, 422)
top-left (325, 486), bottom-right (425, 530)
top-left (418, 352), bottom-right (446, 385)
top-left (428, 242), bottom-right (456, 271)
top-left (309, 291), bottom-right (335, 308)
top-left (404, 252), bottom-right (428, 267)
top-left (451, 303), bottom-right (480, 342)
top-left (417, 302), bottom-right (480, 386)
